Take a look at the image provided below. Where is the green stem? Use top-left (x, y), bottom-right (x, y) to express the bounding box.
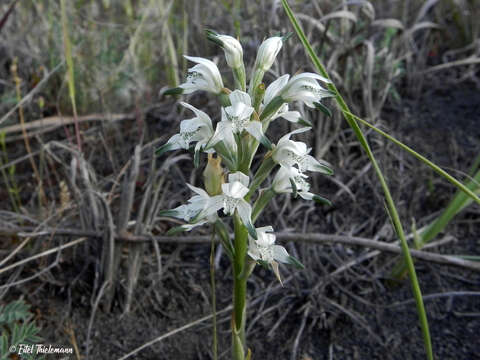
top-left (233, 65), bottom-right (247, 92)
top-left (280, 1), bottom-right (433, 359)
top-left (232, 212), bottom-right (247, 359)
top-left (246, 156), bottom-right (277, 201)
top-left (248, 68), bottom-right (265, 98)
top-left (252, 188), bottom-right (276, 223)
top-left (210, 226), bottom-right (218, 360)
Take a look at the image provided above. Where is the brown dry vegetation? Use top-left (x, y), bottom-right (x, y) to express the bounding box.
top-left (0, 1), bottom-right (479, 359)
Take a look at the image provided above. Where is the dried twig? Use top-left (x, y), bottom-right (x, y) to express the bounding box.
top-left (1, 228), bottom-right (479, 272)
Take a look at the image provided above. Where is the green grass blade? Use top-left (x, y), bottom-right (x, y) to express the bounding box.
top-left (280, 1), bottom-right (433, 359)
top-left (60, 0), bottom-right (81, 150)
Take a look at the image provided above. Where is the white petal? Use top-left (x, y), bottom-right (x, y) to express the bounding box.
top-left (272, 245), bottom-right (290, 263)
top-left (298, 191), bottom-right (315, 201)
top-left (256, 226), bottom-right (274, 234)
top-left (222, 181), bottom-right (249, 198)
top-left (180, 220), bottom-right (209, 232)
top-left (208, 120), bottom-right (235, 150)
top-left (165, 134), bottom-right (184, 150)
top-left (186, 184), bottom-right (210, 198)
top-left (228, 172), bottom-right (250, 188)
top-left (255, 36), bottom-right (283, 71)
top-left (264, 74), bottom-right (290, 105)
top-left (183, 55), bottom-right (224, 93)
top-left (229, 90), bottom-right (251, 107)
top-left (256, 232), bottom-right (276, 247)
top-left (248, 237), bottom-right (262, 260)
top-left (277, 127), bottom-right (311, 144)
top-left (236, 200), bottom-right (256, 237)
top-left (288, 72), bottom-right (331, 84)
top-left (279, 110), bottom-right (302, 123)
top-left (244, 121), bottom-right (264, 142)
top-left (197, 195), bottom-right (224, 219)
top-left (179, 118), bottom-right (201, 133)
top-left (180, 102), bottom-right (213, 130)
top-left (303, 155), bottom-right (333, 174)
top-left (217, 35), bottom-right (243, 68)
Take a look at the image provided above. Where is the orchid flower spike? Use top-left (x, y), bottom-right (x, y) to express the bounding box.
top-left (179, 56), bottom-right (224, 94)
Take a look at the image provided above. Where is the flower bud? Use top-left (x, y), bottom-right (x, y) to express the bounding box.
top-left (203, 154), bottom-right (224, 196)
top-left (217, 35), bottom-right (244, 69)
top-left (255, 36), bottom-right (283, 71)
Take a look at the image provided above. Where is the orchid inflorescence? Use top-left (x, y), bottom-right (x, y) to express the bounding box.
top-left (159, 30), bottom-right (334, 283)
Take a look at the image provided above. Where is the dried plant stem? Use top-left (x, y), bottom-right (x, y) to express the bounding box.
top-left (11, 58), bottom-right (46, 206)
top-left (1, 227), bottom-right (479, 272)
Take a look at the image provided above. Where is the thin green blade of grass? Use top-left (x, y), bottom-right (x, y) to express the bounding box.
top-left (158, 0), bottom-right (179, 88)
top-left (280, 1), bottom-right (433, 359)
top-left (60, 0), bottom-right (81, 151)
top-left (392, 165), bottom-right (480, 279)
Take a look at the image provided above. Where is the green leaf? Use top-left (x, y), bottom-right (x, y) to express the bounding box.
top-left (163, 87), bottom-right (184, 96)
top-left (194, 149), bottom-right (200, 168)
top-left (155, 143), bottom-right (174, 157)
top-left (259, 134), bottom-right (273, 150)
top-left (205, 29), bottom-right (223, 47)
top-left (289, 178), bottom-right (298, 198)
top-left (158, 209), bottom-right (180, 218)
top-left (314, 102), bottom-right (332, 117)
top-left (312, 195), bottom-right (332, 206)
top-left (297, 117), bottom-right (312, 127)
top-left (166, 226), bottom-right (187, 236)
top-left (287, 255), bottom-right (305, 269)
top-left (245, 220), bottom-right (257, 240)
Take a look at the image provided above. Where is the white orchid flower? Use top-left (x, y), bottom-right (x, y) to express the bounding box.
top-left (248, 226), bottom-right (289, 263)
top-left (259, 75), bottom-right (304, 124)
top-left (254, 36), bottom-right (283, 72)
top-left (272, 166), bottom-right (310, 194)
top-left (272, 128), bottom-right (333, 174)
top-left (179, 56), bottom-right (224, 94)
top-left (157, 102), bottom-right (214, 158)
top-left (201, 172), bottom-right (257, 238)
top-left (208, 90), bottom-right (271, 153)
top-left (271, 166), bottom-right (330, 204)
top-left (248, 226), bottom-right (302, 284)
top-left (160, 184), bottom-right (216, 233)
top-left (279, 72), bottom-right (333, 108)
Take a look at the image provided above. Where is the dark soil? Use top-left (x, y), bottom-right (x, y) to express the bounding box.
top-left (6, 83), bottom-right (480, 360)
